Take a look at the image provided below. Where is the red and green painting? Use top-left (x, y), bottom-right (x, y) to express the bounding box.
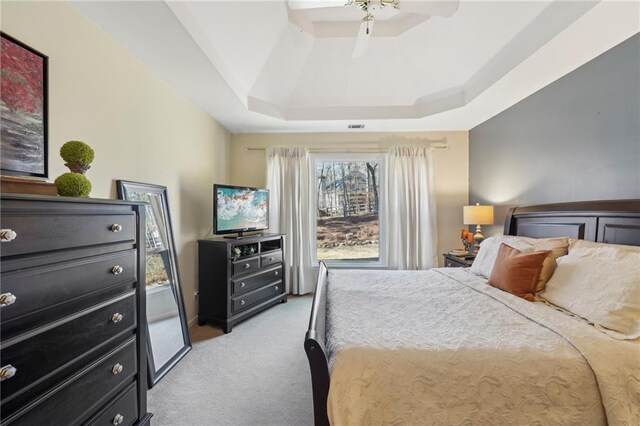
top-left (1, 33), bottom-right (48, 177)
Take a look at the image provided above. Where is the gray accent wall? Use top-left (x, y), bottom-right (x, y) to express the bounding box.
top-left (469, 34), bottom-right (640, 235)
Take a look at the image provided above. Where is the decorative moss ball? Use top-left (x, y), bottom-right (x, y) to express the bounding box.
top-left (60, 141), bottom-right (95, 165)
top-left (55, 172), bottom-right (92, 197)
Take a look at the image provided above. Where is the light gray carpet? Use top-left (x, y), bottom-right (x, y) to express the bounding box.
top-left (148, 296), bottom-right (314, 426)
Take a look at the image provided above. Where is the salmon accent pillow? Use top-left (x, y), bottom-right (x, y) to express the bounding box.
top-left (488, 243), bottom-right (550, 301)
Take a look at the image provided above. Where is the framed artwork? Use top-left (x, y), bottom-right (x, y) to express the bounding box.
top-left (1, 32), bottom-right (48, 178)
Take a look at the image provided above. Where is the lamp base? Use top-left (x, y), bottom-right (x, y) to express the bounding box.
top-left (473, 225), bottom-right (484, 252)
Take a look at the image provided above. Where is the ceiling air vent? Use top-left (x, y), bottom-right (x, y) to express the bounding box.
top-left (348, 124), bottom-right (365, 129)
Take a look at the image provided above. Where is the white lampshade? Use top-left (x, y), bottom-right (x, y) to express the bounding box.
top-left (463, 204), bottom-right (494, 225)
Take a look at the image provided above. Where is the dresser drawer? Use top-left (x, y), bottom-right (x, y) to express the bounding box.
top-left (86, 382), bottom-right (138, 426)
top-left (1, 250), bottom-right (136, 324)
top-left (2, 338), bottom-right (137, 426)
top-left (232, 256), bottom-right (260, 276)
top-left (231, 265), bottom-right (282, 296)
top-left (1, 292), bottom-right (136, 402)
top-left (232, 282), bottom-right (282, 314)
top-left (260, 250), bottom-right (282, 267)
top-left (0, 214), bottom-right (136, 257)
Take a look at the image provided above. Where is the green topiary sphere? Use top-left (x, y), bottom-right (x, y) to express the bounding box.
top-left (60, 141), bottom-right (95, 165)
top-left (55, 172), bottom-right (92, 197)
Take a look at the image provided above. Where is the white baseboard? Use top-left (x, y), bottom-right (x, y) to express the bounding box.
top-left (188, 316), bottom-right (198, 328)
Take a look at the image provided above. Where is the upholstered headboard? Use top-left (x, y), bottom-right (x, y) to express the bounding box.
top-left (504, 200), bottom-right (640, 246)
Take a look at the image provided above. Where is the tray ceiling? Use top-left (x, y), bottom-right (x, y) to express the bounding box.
top-left (73, 1), bottom-right (639, 133)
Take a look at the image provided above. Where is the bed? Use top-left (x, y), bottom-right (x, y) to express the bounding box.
top-left (304, 200), bottom-right (640, 426)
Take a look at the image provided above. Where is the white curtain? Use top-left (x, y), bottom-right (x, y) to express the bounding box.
top-left (387, 146), bottom-right (438, 269)
top-left (266, 147), bottom-right (314, 295)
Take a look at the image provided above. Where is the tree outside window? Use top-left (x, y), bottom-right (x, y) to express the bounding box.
top-left (312, 154), bottom-right (386, 266)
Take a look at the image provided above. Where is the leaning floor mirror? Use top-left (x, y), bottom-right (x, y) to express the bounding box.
top-left (117, 180), bottom-right (191, 387)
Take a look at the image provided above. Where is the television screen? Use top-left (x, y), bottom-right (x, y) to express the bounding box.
top-left (214, 184), bottom-right (269, 235)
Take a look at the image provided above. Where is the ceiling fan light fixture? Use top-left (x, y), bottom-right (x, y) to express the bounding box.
top-left (289, 0), bottom-right (458, 58)
top-left (352, 0), bottom-right (398, 11)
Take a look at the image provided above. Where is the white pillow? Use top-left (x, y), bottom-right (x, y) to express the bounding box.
top-left (471, 235), bottom-right (569, 291)
top-left (569, 238), bottom-right (640, 254)
top-left (540, 246), bottom-right (640, 339)
top-left (470, 236), bottom-right (533, 278)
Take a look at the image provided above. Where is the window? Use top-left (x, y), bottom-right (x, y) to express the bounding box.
top-left (311, 154), bottom-right (386, 267)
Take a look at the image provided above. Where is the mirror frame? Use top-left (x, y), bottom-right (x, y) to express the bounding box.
top-left (117, 180), bottom-right (191, 387)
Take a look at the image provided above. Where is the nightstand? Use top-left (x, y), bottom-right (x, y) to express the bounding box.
top-left (443, 253), bottom-right (475, 268)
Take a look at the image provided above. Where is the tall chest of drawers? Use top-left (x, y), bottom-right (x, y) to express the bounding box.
top-left (197, 234), bottom-right (287, 333)
top-left (0, 194), bottom-right (151, 426)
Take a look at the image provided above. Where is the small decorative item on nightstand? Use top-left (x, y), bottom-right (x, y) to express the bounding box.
top-left (460, 228), bottom-right (474, 253)
top-left (443, 253), bottom-right (475, 268)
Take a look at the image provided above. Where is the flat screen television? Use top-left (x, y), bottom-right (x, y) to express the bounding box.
top-left (213, 184), bottom-right (269, 237)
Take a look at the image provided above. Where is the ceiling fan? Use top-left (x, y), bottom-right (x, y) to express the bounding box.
top-left (287, 1), bottom-right (459, 58)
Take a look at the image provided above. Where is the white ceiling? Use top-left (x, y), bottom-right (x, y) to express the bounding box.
top-left (73, 0), bottom-right (639, 133)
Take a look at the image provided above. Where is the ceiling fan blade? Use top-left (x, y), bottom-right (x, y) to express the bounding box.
top-left (287, 0), bottom-right (347, 10)
top-left (399, 0), bottom-right (459, 17)
top-left (352, 17), bottom-right (374, 59)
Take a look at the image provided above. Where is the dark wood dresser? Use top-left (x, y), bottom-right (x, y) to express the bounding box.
top-left (197, 234), bottom-right (287, 333)
top-left (0, 194), bottom-right (151, 426)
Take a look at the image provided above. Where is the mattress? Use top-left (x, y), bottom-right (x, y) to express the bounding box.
top-left (325, 268), bottom-right (640, 425)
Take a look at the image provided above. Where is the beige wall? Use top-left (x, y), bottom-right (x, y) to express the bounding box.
top-left (229, 132), bottom-right (469, 265)
top-left (2, 1), bottom-right (230, 322)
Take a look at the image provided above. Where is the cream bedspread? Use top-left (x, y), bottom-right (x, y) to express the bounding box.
top-left (325, 268), bottom-right (640, 426)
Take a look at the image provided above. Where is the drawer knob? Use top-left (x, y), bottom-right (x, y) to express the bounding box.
top-left (111, 265), bottom-right (124, 275)
top-left (111, 224), bottom-right (123, 233)
top-left (0, 293), bottom-right (17, 307)
top-left (269, 257), bottom-right (274, 261)
top-left (275, 286), bottom-right (279, 291)
top-left (274, 271), bottom-right (279, 276)
top-left (0, 229), bottom-right (17, 242)
top-left (245, 263), bottom-right (250, 269)
top-left (0, 365), bottom-right (17, 381)
top-left (240, 300), bottom-right (245, 306)
top-left (110, 313), bottom-right (124, 324)
top-left (240, 282), bottom-right (246, 288)
top-left (111, 363), bottom-right (124, 375)
top-left (112, 414), bottom-right (124, 425)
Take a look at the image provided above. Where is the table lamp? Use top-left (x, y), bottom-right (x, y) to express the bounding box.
top-left (463, 204), bottom-right (494, 250)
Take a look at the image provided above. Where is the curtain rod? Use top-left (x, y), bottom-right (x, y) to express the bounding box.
top-left (245, 142), bottom-right (448, 152)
